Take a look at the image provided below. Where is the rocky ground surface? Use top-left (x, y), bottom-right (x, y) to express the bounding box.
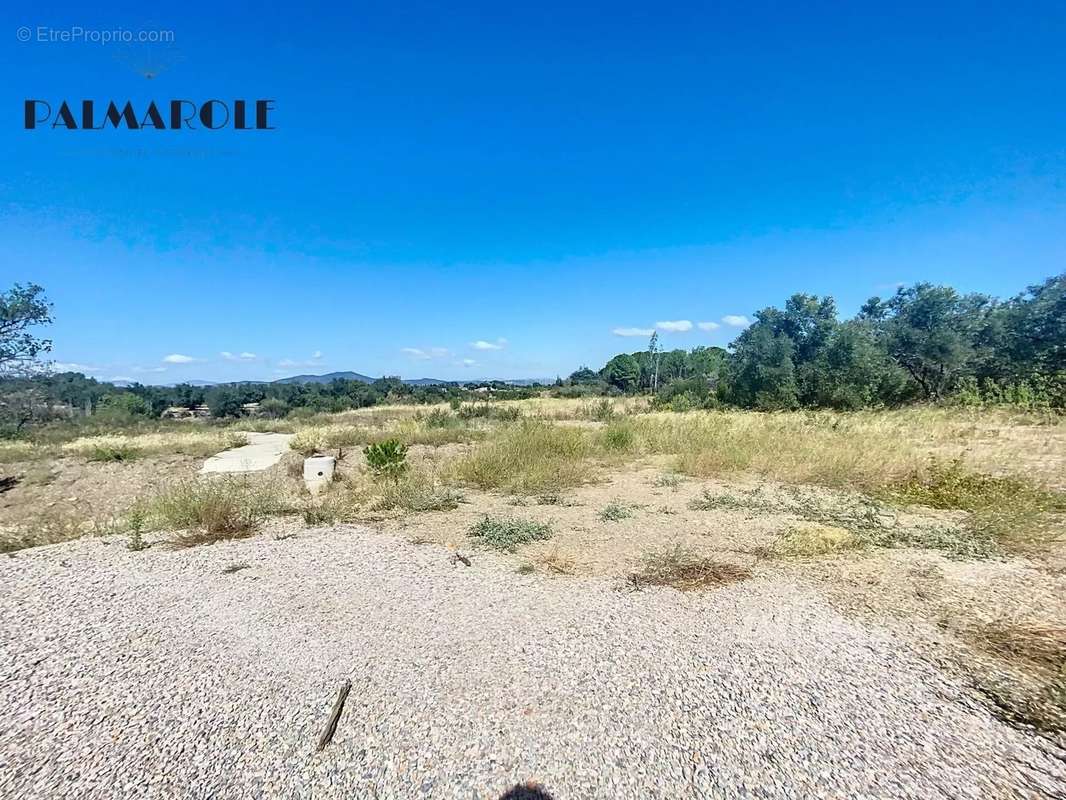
top-left (2, 525), bottom-right (1064, 800)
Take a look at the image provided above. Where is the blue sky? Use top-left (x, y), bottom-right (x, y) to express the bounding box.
top-left (2, 1), bottom-right (1064, 383)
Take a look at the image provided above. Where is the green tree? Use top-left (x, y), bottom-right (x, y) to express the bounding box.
top-left (99, 392), bottom-right (152, 418)
top-left (862, 284), bottom-right (992, 400)
top-left (807, 322), bottom-right (911, 409)
top-left (728, 327), bottom-right (799, 410)
top-left (567, 366), bottom-right (601, 385)
top-left (207, 386), bottom-right (245, 418)
top-left (1, 283), bottom-right (52, 375)
top-left (602, 353), bottom-right (640, 392)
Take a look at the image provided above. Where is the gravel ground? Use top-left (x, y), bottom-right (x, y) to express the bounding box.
top-left (2, 526), bottom-right (1064, 799)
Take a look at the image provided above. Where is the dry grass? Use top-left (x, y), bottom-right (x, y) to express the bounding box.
top-left (60, 430), bottom-right (248, 461)
top-left (453, 420), bottom-right (594, 493)
top-left (978, 620), bottom-right (1066, 672)
top-left (146, 477), bottom-right (287, 547)
top-left (772, 524), bottom-right (857, 557)
top-left (627, 544), bottom-right (752, 591)
top-left (0, 507), bottom-right (123, 553)
top-left (531, 547), bottom-right (577, 575)
top-left (965, 618), bottom-right (1066, 737)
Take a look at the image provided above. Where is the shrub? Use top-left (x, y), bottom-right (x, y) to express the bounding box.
top-left (599, 501), bottom-right (633, 522)
top-left (222, 431), bottom-right (249, 449)
top-left (289, 427), bottom-right (327, 457)
top-left (364, 438), bottom-right (408, 481)
top-left (457, 403), bottom-right (521, 422)
top-left (468, 516), bottom-right (553, 552)
top-left (424, 409), bottom-right (461, 428)
top-left (126, 502), bottom-right (150, 551)
top-left (259, 397), bottom-right (290, 418)
top-left (98, 392), bottom-right (152, 419)
top-left (373, 478), bottom-right (463, 512)
top-left (591, 399), bottom-right (615, 422)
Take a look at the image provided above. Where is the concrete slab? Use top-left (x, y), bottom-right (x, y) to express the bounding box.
top-left (199, 432), bottom-right (294, 474)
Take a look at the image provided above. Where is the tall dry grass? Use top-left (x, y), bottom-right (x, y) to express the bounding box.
top-left (452, 419), bottom-right (594, 492)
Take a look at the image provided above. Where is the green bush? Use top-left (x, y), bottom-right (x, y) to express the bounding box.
top-left (599, 501), bottom-right (633, 522)
top-left (98, 392), bottom-right (152, 419)
top-left (259, 397), bottom-right (290, 418)
top-left (364, 438), bottom-right (408, 481)
top-left (468, 516), bottom-right (553, 552)
top-left (424, 409), bottom-right (461, 428)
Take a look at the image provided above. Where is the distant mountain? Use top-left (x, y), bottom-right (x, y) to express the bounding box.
top-left (272, 371), bottom-right (375, 385)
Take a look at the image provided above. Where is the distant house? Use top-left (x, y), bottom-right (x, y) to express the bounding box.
top-left (241, 402), bottom-right (261, 416)
top-left (161, 406), bottom-right (195, 420)
top-left (161, 405), bottom-right (212, 421)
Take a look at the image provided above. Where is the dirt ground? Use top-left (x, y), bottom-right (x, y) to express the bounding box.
top-left (0, 455), bottom-right (203, 530)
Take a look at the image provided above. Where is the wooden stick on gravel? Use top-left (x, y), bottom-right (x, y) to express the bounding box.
top-left (316, 679), bottom-right (352, 752)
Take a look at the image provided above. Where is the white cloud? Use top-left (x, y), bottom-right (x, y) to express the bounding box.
top-left (656, 320), bottom-right (693, 333)
top-left (470, 338), bottom-right (507, 351)
top-left (721, 315), bottom-right (751, 327)
top-left (402, 346), bottom-right (450, 360)
top-left (109, 376), bottom-right (133, 382)
top-left (611, 327), bottom-right (655, 337)
top-left (311, 350), bottom-right (323, 359)
top-left (163, 353), bottom-right (199, 364)
top-left (221, 351), bottom-right (258, 362)
top-left (132, 365), bottom-right (167, 373)
top-left (697, 321), bottom-right (720, 331)
top-left (459, 358), bottom-right (477, 367)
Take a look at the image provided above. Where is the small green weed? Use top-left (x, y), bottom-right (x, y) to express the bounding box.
top-left (599, 501), bottom-right (633, 522)
top-left (468, 516), bottom-right (553, 552)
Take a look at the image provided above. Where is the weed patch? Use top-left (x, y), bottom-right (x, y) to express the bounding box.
top-left (468, 516), bottom-right (553, 552)
top-left (884, 458), bottom-right (1066, 545)
top-left (148, 478), bottom-right (283, 547)
top-left (599, 501), bottom-right (633, 522)
top-left (627, 544), bottom-right (751, 591)
top-left (691, 484), bottom-right (998, 559)
top-left (87, 442), bottom-right (140, 462)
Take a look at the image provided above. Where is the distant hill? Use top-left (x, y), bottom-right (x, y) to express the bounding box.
top-left (270, 372), bottom-right (453, 386)
top-left (272, 371), bottom-right (375, 385)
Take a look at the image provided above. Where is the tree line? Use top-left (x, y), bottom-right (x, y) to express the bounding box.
top-left (570, 273), bottom-right (1065, 410)
top-left (1, 272), bottom-right (1063, 436)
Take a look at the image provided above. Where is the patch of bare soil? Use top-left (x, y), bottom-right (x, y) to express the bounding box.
top-left (0, 454), bottom-right (203, 528)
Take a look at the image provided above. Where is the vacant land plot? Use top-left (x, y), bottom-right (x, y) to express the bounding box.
top-left (1, 400), bottom-right (1064, 797)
